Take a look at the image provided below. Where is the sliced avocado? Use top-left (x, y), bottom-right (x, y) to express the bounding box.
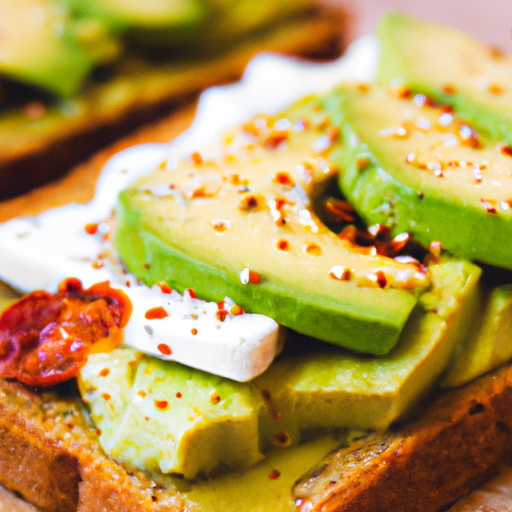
top-left (442, 284), bottom-right (512, 388)
top-left (79, 349), bottom-right (262, 478)
top-left (256, 256), bottom-right (482, 437)
top-left (114, 97), bottom-right (430, 355)
top-left (376, 12), bottom-right (512, 143)
top-left (79, 256), bottom-right (481, 477)
top-left (333, 84), bottom-right (512, 269)
top-left (181, 434), bottom-right (343, 512)
top-left (199, 0), bottom-right (312, 48)
top-left (67, 0), bottom-right (206, 45)
top-left (0, 0), bottom-right (120, 97)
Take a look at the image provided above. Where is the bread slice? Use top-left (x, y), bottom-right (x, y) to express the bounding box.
top-left (0, 1), bottom-right (345, 200)
top-left (2, 48), bottom-right (512, 512)
top-left (2, 357), bottom-right (512, 511)
top-left (2, 115), bottom-right (512, 512)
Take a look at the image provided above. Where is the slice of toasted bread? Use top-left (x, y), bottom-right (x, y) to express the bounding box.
top-left (0, 1), bottom-right (345, 201)
top-left (2, 106), bottom-right (512, 512)
top-left (2, 29), bottom-right (512, 509)
top-left (2, 360), bottom-right (512, 511)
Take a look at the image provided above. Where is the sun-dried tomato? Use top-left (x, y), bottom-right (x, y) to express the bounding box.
top-left (0, 278), bottom-right (132, 387)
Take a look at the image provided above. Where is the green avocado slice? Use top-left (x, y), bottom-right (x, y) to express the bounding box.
top-left (78, 255), bottom-right (482, 479)
top-left (256, 256), bottom-right (482, 436)
top-left (333, 84), bottom-right (512, 269)
top-left (114, 97), bottom-right (429, 355)
top-left (67, 0), bottom-right (206, 46)
top-left (79, 349), bottom-right (262, 479)
top-left (376, 12), bottom-right (512, 143)
top-left (442, 283), bottom-right (512, 388)
top-left (0, 0), bottom-right (120, 97)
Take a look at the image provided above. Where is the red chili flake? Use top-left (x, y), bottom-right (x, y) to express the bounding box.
top-left (156, 282), bottom-right (172, 294)
top-left (144, 263), bottom-right (151, 270)
top-left (273, 171), bottom-right (295, 187)
top-left (102, 393), bottom-right (111, 401)
top-left (24, 101), bottom-right (45, 120)
top-left (268, 470), bottom-right (281, 480)
top-left (473, 165), bottom-right (483, 183)
top-left (412, 93), bottom-right (436, 108)
top-left (274, 197), bottom-right (287, 210)
top-left (210, 392), bottom-right (221, 405)
top-left (276, 239), bottom-right (290, 251)
top-left (230, 304), bottom-right (244, 316)
top-left (390, 232), bottom-right (410, 254)
top-left (157, 344), bottom-right (172, 356)
top-left (329, 266), bottom-right (353, 281)
top-left (216, 309), bottom-right (228, 322)
top-left (191, 328), bottom-right (198, 336)
top-left (375, 270), bottom-right (388, 289)
top-left (249, 270), bottom-right (260, 284)
top-left (458, 123), bottom-right (480, 148)
top-left (304, 242), bottom-right (322, 256)
top-left (242, 119), bottom-right (261, 137)
top-left (317, 115), bottom-right (331, 130)
top-left (357, 158), bottom-right (370, 171)
top-left (84, 223), bottom-right (99, 235)
top-left (155, 400), bottom-right (169, 411)
top-left (327, 127), bottom-right (340, 142)
top-left (229, 174), bottom-right (245, 186)
top-left (0, 279), bottom-right (131, 387)
top-left (324, 198), bottom-right (357, 223)
top-left (265, 131), bottom-right (288, 150)
top-left (191, 152), bottom-right (203, 165)
top-left (481, 198), bottom-right (497, 214)
top-left (176, 392), bottom-right (183, 399)
top-left (185, 288), bottom-right (197, 299)
top-left (488, 84), bottom-right (504, 95)
top-left (210, 220), bottom-right (231, 232)
top-left (217, 300), bottom-right (225, 309)
top-left (294, 119), bottom-right (310, 132)
top-left (388, 85), bottom-right (411, 99)
top-left (239, 194), bottom-right (260, 211)
top-left (99, 368), bottom-right (110, 378)
top-left (272, 431), bottom-right (292, 447)
top-left (145, 307), bottom-right (168, 320)
top-left (92, 260), bottom-right (104, 269)
top-left (96, 428), bottom-right (102, 436)
top-left (185, 185), bottom-right (215, 200)
top-left (273, 213), bottom-right (287, 227)
top-left (442, 85), bottom-right (457, 95)
top-left (501, 145), bottom-right (512, 157)
top-left (433, 166), bottom-right (444, 178)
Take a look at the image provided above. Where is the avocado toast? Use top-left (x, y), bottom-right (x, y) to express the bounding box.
top-left (0, 0), bottom-right (344, 199)
top-left (3, 13), bottom-right (512, 512)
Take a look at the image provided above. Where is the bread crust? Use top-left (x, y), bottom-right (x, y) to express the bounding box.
top-left (294, 364), bottom-right (512, 512)
top-left (2, 362), bottom-right (512, 511)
